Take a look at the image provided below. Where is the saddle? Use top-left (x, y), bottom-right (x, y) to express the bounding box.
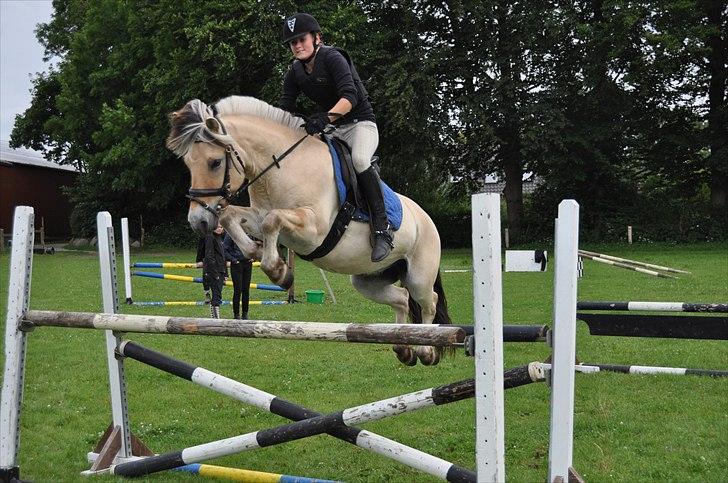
top-left (298, 136), bottom-right (402, 262)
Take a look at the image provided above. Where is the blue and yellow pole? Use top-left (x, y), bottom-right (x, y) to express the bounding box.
top-left (131, 271), bottom-right (285, 291)
top-left (173, 463), bottom-right (342, 483)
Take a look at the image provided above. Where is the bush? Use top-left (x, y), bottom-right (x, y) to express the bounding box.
top-left (144, 221), bottom-right (199, 248)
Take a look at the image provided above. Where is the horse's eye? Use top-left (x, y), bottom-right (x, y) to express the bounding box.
top-left (210, 158), bottom-right (223, 169)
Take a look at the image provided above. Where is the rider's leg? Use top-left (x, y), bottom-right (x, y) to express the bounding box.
top-left (335, 121), bottom-right (393, 262)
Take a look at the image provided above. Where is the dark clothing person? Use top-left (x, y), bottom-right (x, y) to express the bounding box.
top-left (280, 46), bottom-right (374, 126)
top-left (223, 233), bottom-right (252, 319)
top-left (196, 232), bottom-right (226, 317)
top-left (278, 13), bottom-right (393, 262)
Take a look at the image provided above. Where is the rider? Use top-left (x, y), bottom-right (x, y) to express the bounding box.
top-left (279, 12), bottom-right (393, 262)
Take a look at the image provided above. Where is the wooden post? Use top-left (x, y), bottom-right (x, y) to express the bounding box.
top-left (504, 228), bottom-right (510, 248)
top-left (96, 212), bottom-right (134, 462)
top-left (40, 217), bottom-right (45, 250)
top-left (627, 225), bottom-right (632, 244)
top-left (286, 248), bottom-right (296, 303)
top-left (319, 268), bottom-right (337, 305)
top-left (548, 200), bottom-right (580, 483)
top-left (121, 218), bottom-right (133, 304)
top-left (0, 207), bottom-right (34, 480)
top-left (472, 193), bottom-right (505, 481)
top-left (138, 215), bottom-right (144, 248)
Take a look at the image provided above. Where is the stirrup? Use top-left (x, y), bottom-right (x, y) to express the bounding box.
top-left (371, 229), bottom-right (394, 249)
top-left (370, 229), bottom-right (394, 262)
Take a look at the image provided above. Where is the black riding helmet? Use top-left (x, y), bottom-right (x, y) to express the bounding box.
top-left (281, 13), bottom-right (321, 44)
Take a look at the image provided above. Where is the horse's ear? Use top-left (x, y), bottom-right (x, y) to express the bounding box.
top-left (206, 117), bottom-right (222, 133)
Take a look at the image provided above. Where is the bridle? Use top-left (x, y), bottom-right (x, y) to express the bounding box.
top-left (186, 105), bottom-right (309, 217)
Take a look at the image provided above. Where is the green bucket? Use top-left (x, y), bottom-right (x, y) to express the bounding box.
top-left (305, 289), bottom-right (325, 304)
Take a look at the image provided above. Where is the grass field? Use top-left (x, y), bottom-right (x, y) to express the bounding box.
top-left (1, 240), bottom-right (727, 482)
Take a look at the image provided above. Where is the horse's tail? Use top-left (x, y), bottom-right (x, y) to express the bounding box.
top-left (407, 270), bottom-right (452, 325)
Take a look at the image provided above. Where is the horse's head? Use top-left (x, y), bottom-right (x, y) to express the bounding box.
top-left (167, 99), bottom-right (247, 235)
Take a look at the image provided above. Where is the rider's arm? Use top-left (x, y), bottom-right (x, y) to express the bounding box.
top-left (327, 98), bottom-right (352, 121)
top-left (279, 66), bottom-right (300, 113)
top-left (325, 50), bottom-right (357, 119)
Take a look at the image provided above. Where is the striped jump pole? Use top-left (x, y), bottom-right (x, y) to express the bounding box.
top-left (578, 250), bottom-right (690, 274)
top-left (455, 324), bottom-right (549, 342)
top-left (578, 363), bottom-right (728, 378)
top-left (131, 300), bottom-right (287, 307)
top-left (131, 271), bottom-right (285, 291)
top-left (23, 311), bottom-right (466, 347)
top-left (118, 340), bottom-right (489, 482)
top-left (133, 262), bottom-right (262, 268)
top-left (541, 363), bottom-right (728, 378)
top-left (577, 301), bottom-right (728, 313)
top-left (172, 463), bottom-right (341, 482)
top-left (577, 252), bottom-right (676, 279)
top-left (104, 364), bottom-right (545, 477)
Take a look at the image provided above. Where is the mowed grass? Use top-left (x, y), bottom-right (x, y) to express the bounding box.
top-left (0, 241), bottom-right (726, 482)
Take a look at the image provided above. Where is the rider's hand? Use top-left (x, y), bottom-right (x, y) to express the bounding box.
top-left (303, 112), bottom-right (330, 135)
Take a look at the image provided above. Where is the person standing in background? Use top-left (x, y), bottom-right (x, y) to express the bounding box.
top-left (223, 231), bottom-right (252, 319)
top-left (196, 224), bottom-right (227, 318)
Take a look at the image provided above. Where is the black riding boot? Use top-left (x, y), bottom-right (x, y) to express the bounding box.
top-left (357, 166), bottom-right (394, 262)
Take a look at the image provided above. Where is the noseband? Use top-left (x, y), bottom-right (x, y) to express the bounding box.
top-left (186, 105), bottom-right (310, 217)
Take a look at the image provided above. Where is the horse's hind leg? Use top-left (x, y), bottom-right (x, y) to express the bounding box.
top-left (403, 230), bottom-right (444, 366)
top-left (407, 278), bottom-right (442, 366)
top-left (351, 274), bottom-right (416, 366)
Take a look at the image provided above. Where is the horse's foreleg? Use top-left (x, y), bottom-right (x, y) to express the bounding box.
top-left (219, 207), bottom-right (263, 260)
top-left (351, 275), bottom-right (416, 366)
top-left (260, 208), bottom-right (317, 289)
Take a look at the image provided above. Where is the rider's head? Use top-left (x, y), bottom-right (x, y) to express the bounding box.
top-left (281, 13), bottom-right (321, 63)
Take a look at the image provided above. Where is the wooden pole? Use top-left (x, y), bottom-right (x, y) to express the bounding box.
top-left (319, 268), bottom-right (337, 304)
top-left (627, 225), bottom-right (632, 244)
top-left (578, 250), bottom-right (688, 275)
top-left (23, 310), bottom-right (466, 347)
top-left (286, 248), bottom-right (296, 303)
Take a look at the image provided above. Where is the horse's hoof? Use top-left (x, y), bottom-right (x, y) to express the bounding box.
top-left (416, 346), bottom-right (441, 366)
top-left (393, 345), bottom-right (417, 366)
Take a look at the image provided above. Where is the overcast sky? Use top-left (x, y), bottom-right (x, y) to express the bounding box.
top-left (0, 0), bottom-right (55, 144)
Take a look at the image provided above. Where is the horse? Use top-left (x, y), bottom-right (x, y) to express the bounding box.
top-left (166, 96), bottom-right (451, 365)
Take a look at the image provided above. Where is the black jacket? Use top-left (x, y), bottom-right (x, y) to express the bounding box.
top-left (280, 46), bottom-right (374, 124)
top-left (223, 233), bottom-right (251, 265)
top-left (196, 233), bottom-right (226, 274)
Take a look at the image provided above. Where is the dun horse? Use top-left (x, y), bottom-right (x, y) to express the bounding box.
top-left (167, 96), bottom-right (451, 365)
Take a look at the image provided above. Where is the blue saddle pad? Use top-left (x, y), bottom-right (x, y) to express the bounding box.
top-left (326, 138), bottom-right (402, 230)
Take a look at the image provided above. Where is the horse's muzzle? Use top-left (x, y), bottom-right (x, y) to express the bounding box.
top-left (188, 205), bottom-right (217, 235)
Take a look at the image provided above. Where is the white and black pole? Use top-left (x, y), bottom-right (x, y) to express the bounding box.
top-left (118, 340), bottom-right (477, 482)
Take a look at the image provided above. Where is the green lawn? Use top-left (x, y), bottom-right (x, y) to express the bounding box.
top-left (0, 241), bottom-right (726, 482)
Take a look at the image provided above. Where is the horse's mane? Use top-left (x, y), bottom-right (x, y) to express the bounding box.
top-left (167, 96), bottom-right (303, 157)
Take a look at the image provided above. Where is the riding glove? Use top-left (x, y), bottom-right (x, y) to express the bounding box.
top-left (303, 112), bottom-right (330, 135)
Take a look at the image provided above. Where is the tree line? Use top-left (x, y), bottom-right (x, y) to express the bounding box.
top-left (11, 0), bottom-right (727, 244)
